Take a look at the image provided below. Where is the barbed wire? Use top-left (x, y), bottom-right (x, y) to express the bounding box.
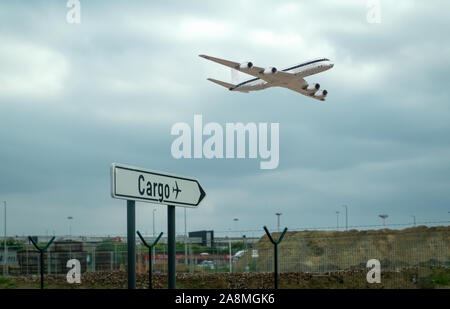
top-left (213, 220), bottom-right (450, 236)
top-left (4, 220), bottom-right (449, 239)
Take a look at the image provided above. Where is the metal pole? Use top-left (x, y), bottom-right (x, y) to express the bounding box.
top-left (67, 216), bottom-right (73, 238)
top-left (275, 213), bottom-right (281, 232)
top-left (184, 208), bottom-right (187, 266)
top-left (233, 218), bottom-right (239, 237)
top-left (342, 205), bottom-right (348, 231)
top-left (336, 211), bottom-right (339, 230)
top-left (229, 238), bottom-right (232, 273)
top-left (127, 200), bottom-right (136, 289)
top-left (40, 251), bottom-right (44, 289)
top-left (137, 230), bottom-right (162, 289)
top-left (263, 226), bottom-right (287, 289)
top-left (244, 235), bottom-right (248, 271)
top-left (153, 208), bottom-right (156, 238)
top-left (149, 247), bottom-right (152, 289)
top-left (274, 244), bottom-right (278, 289)
top-left (168, 205), bottom-right (176, 289)
top-left (3, 201), bottom-right (6, 276)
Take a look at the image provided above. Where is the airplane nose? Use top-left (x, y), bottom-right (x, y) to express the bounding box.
top-left (329, 62), bottom-right (334, 68)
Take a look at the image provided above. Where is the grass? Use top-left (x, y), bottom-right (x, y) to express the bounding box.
top-left (0, 276), bottom-right (18, 289)
top-left (432, 269), bottom-right (449, 286)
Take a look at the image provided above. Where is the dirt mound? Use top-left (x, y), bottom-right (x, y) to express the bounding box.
top-left (240, 226), bottom-right (449, 272)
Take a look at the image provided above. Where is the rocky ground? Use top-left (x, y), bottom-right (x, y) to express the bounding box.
top-left (2, 267), bottom-right (448, 289)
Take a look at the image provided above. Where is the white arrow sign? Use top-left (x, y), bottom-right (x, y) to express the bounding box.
top-left (111, 163), bottom-right (206, 208)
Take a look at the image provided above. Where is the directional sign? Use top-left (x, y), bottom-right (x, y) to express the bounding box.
top-left (111, 163), bottom-right (206, 208)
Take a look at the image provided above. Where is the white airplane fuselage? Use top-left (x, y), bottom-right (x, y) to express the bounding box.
top-left (233, 58), bottom-right (334, 92)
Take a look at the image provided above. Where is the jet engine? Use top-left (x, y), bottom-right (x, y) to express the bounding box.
top-left (314, 90), bottom-right (328, 101)
top-left (262, 67), bottom-right (277, 74)
top-left (304, 83), bottom-right (320, 94)
top-left (239, 62), bottom-right (253, 69)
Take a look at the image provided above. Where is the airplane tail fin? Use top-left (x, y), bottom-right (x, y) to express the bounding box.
top-left (207, 78), bottom-right (235, 90)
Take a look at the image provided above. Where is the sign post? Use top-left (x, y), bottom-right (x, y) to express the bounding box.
top-left (167, 205), bottom-right (176, 289)
top-left (127, 200), bottom-right (136, 289)
top-left (111, 163), bottom-right (206, 289)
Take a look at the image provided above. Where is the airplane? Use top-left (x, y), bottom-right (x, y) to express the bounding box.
top-left (172, 181), bottom-right (181, 199)
top-left (199, 54), bottom-right (334, 101)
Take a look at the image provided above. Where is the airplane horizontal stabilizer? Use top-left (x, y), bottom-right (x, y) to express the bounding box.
top-left (207, 78), bottom-right (235, 90)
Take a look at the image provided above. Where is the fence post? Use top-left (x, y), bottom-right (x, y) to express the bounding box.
top-left (434, 231), bottom-right (439, 266)
top-left (26, 246), bottom-right (29, 275)
top-left (47, 250), bottom-right (51, 275)
top-left (137, 230), bottom-right (163, 289)
top-left (365, 235), bottom-right (369, 269)
top-left (393, 240), bottom-right (396, 272)
top-left (28, 236), bottom-right (55, 289)
top-left (189, 242), bottom-right (193, 274)
top-left (302, 238), bottom-right (306, 273)
top-left (263, 226), bottom-right (288, 289)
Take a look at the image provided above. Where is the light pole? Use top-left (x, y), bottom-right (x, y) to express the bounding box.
top-left (233, 218), bottom-right (239, 237)
top-left (226, 236), bottom-right (232, 273)
top-left (67, 216), bottom-right (73, 238)
top-left (336, 211), bottom-right (340, 230)
top-left (184, 208), bottom-right (187, 266)
top-left (379, 214), bottom-right (388, 226)
top-left (342, 205), bottom-right (348, 231)
top-left (152, 207), bottom-right (157, 267)
top-left (411, 215), bottom-right (416, 227)
top-left (275, 213), bottom-right (282, 232)
top-left (3, 201), bottom-right (6, 276)
top-left (152, 208), bottom-right (156, 238)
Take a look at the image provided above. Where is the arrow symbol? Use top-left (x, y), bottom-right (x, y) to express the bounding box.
top-left (197, 182), bottom-right (206, 205)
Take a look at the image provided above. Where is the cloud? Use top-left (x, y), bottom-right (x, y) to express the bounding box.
top-left (0, 0), bottom-right (449, 236)
top-left (0, 37), bottom-right (69, 100)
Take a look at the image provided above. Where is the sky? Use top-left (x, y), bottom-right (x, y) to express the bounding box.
top-left (0, 0), bottom-right (449, 238)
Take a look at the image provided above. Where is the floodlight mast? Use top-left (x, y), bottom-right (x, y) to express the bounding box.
top-left (411, 215), bottom-right (416, 227)
top-left (3, 201), bottom-right (6, 276)
top-left (379, 214), bottom-right (389, 226)
top-left (336, 211), bottom-right (340, 230)
top-left (67, 216), bottom-right (74, 238)
top-left (342, 205), bottom-right (348, 231)
top-left (275, 213), bottom-right (282, 232)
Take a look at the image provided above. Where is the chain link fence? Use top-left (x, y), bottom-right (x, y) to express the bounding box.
top-left (0, 241), bottom-right (241, 276)
top-left (1, 228), bottom-right (448, 281)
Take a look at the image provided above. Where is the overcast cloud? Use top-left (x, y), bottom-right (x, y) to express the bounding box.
top-left (0, 0), bottom-right (449, 238)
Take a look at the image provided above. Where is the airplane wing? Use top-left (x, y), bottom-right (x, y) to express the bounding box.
top-left (283, 80), bottom-right (327, 101)
top-left (199, 54), bottom-right (296, 84)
